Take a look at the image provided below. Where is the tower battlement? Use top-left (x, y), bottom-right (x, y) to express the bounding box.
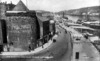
top-left (0, 1), bottom-right (15, 19)
top-left (0, 2), bottom-right (6, 4)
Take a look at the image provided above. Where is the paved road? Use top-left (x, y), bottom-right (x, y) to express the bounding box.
top-left (80, 38), bottom-right (100, 61)
top-left (55, 17), bottom-right (100, 61)
top-left (62, 25), bottom-right (100, 61)
top-left (1, 25), bottom-right (73, 61)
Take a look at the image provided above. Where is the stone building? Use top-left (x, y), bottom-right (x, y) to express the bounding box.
top-left (0, 0), bottom-right (55, 51)
top-left (6, 2), bottom-right (16, 11)
top-left (0, 0), bottom-right (37, 51)
top-left (12, 0), bottom-right (28, 11)
top-left (6, 12), bottom-right (37, 51)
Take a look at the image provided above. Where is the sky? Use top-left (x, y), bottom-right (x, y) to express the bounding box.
top-left (1, 0), bottom-right (100, 12)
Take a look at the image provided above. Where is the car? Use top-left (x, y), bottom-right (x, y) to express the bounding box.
top-left (76, 38), bottom-right (81, 41)
top-left (93, 40), bottom-right (100, 45)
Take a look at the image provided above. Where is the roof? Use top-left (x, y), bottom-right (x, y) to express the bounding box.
top-left (6, 11), bottom-right (26, 13)
top-left (68, 23), bottom-right (82, 26)
top-left (90, 36), bottom-right (100, 42)
top-left (36, 12), bottom-right (50, 22)
top-left (83, 20), bottom-right (100, 24)
top-left (71, 26), bottom-right (95, 30)
top-left (12, 0), bottom-right (29, 11)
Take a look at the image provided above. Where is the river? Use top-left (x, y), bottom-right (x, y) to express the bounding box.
top-left (65, 15), bottom-right (100, 22)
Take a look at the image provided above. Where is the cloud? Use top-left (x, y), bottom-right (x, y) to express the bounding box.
top-left (2, 0), bottom-right (100, 12)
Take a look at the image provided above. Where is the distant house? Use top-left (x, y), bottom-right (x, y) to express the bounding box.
top-left (6, 2), bottom-right (16, 11)
top-left (82, 13), bottom-right (87, 15)
top-left (90, 13), bottom-right (99, 15)
top-left (12, 0), bottom-right (29, 11)
top-left (0, 2), bottom-right (15, 11)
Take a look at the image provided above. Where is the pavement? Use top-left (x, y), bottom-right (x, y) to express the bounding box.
top-left (1, 25), bottom-right (73, 61)
top-left (1, 38), bottom-right (53, 55)
top-left (2, 21), bottom-right (99, 61)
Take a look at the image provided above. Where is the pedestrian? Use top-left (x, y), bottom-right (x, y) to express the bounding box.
top-left (47, 35), bottom-right (49, 41)
top-left (28, 44), bottom-right (31, 52)
top-left (37, 39), bottom-right (40, 47)
top-left (7, 44), bottom-right (10, 52)
top-left (28, 42), bottom-right (32, 52)
top-left (40, 38), bottom-right (44, 48)
top-left (49, 33), bottom-right (52, 40)
top-left (84, 34), bottom-right (88, 39)
top-left (65, 30), bottom-right (67, 33)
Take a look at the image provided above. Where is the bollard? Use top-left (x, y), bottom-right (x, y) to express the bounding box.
top-left (75, 52), bottom-right (79, 59)
top-left (53, 39), bottom-right (56, 43)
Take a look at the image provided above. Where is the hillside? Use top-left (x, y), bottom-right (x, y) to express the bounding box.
top-left (57, 6), bottom-right (100, 15)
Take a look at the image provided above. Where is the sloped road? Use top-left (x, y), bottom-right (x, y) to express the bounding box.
top-left (1, 26), bottom-right (73, 61)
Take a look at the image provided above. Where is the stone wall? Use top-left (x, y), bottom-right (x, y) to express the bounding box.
top-left (6, 16), bottom-right (37, 50)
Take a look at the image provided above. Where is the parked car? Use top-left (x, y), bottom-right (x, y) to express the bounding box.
top-left (93, 40), bottom-right (100, 45)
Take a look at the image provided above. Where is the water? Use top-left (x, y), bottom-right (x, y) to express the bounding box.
top-left (64, 15), bottom-right (100, 52)
top-left (65, 15), bottom-right (100, 22)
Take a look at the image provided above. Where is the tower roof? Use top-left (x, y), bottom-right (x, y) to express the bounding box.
top-left (12, 0), bottom-right (29, 11)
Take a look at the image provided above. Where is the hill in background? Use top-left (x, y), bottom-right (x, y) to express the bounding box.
top-left (57, 6), bottom-right (100, 15)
